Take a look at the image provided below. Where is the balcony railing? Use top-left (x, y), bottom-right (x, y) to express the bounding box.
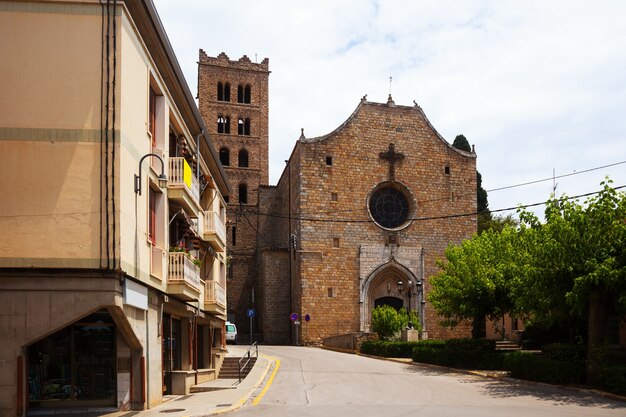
top-left (168, 252), bottom-right (201, 291)
top-left (168, 157), bottom-right (200, 203)
top-left (205, 280), bottom-right (226, 308)
top-left (203, 210), bottom-right (226, 247)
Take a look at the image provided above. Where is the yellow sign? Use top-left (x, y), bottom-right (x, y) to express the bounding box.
top-left (183, 159), bottom-right (192, 189)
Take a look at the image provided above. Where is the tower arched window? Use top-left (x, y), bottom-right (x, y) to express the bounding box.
top-left (238, 183), bottom-right (248, 204)
top-left (237, 118), bottom-right (244, 135)
top-left (244, 118), bottom-right (251, 136)
top-left (224, 83), bottom-right (231, 102)
top-left (219, 147), bottom-right (230, 166)
top-left (217, 82), bottom-right (224, 101)
top-left (237, 84), bottom-right (244, 103)
top-left (238, 149), bottom-right (249, 168)
top-left (217, 115), bottom-right (230, 134)
top-left (244, 85), bottom-right (251, 104)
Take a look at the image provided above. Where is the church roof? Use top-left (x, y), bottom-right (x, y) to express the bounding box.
top-left (299, 96), bottom-right (476, 158)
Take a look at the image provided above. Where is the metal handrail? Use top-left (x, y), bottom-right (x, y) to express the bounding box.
top-left (238, 341), bottom-right (258, 383)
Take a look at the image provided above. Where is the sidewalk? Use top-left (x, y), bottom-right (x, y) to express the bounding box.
top-left (79, 346), bottom-right (274, 417)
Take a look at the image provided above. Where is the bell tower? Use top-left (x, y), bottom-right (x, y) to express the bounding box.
top-left (198, 50), bottom-right (270, 334)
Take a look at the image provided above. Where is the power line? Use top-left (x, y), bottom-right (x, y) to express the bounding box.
top-left (248, 184), bottom-right (626, 224)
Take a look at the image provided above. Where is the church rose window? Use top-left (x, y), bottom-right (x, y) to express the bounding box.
top-left (368, 182), bottom-right (413, 229)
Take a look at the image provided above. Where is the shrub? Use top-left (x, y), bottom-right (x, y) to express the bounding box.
top-left (411, 338), bottom-right (500, 369)
top-left (541, 343), bottom-right (586, 363)
top-left (599, 365), bottom-right (626, 394)
top-left (360, 340), bottom-right (422, 358)
top-left (503, 351), bottom-right (584, 385)
top-left (371, 305), bottom-right (405, 341)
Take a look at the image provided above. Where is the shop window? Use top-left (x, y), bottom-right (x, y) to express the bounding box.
top-left (238, 149), bottom-right (249, 167)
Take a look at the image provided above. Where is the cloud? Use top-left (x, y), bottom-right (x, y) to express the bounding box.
top-left (154, 0), bottom-right (626, 219)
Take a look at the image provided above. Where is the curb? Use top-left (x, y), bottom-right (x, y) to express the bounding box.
top-left (209, 356), bottom-right (275, 415)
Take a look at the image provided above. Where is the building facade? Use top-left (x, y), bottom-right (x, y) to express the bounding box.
top-left (0, 1), bottom-right (229, 416)
top-left (257, 96), bottom-right (477, 344)
top-left (197, 52), bottom-right (269, 339)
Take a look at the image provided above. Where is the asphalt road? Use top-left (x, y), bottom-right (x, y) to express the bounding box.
top-left (236, 345), bottom-right (625, 417)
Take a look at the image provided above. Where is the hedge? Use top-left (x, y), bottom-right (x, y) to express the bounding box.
top-left (411, 338), bottom-right (502, 370)
top-left (360, 340), bottom-right (422, 358)
top-left (502, 351), bottom-right (584, 385)
top-left (599, 365), bottom-right (626, 394)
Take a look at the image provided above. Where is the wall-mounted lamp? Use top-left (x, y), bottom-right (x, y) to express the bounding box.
top-left (134, 153), bottom-right (167, 195)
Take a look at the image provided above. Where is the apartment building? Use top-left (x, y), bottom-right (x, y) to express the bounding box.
top-left (0, 1), bottom-right (229, 415)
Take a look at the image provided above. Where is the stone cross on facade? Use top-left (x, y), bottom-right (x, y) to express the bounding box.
top-left (379, 143), bottom-right (404, 180)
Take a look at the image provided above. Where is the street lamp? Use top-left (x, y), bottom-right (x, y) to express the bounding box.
top-left (134, 153), bottom-right (167, 195)
top-left (397, 279), bottom-right (423, 329)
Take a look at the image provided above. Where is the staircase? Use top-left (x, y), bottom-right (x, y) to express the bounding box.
top-left (495, 340), bottom-right (521, 351)
top-left (218, 356), bottom-right (257, 380)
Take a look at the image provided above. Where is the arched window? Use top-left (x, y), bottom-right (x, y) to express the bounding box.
top-left (244, 85), bottom-right (251, 104)
top-left (217, 82), bottom-right (224, 101)
top-left (244, 118), bottom-right (251, 136)
top-left (217, 115), bottom-right (230, 134)
top-left (237, 84), bottom-right (244, 103)
top-left (224, 83), bottom-right (231, 102)
top-left (219, 147), bottom-right (230, 166)
top-left (238, 183), bottom-right (248, 204)
top-left (237, 118), bottom-right (244, 135)
top-left (238, 149), bottom-right (249, 168)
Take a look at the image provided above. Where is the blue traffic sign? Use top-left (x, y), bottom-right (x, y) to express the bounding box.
top-left (304, 314), bottom-right (310, 322)
top-left (290, 313), bottom-right (298, 321)
top-left (247, 309), bottom-right (256, 318)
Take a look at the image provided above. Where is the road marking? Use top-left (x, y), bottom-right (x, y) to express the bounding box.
top-left (252, 359), bottom-right (281, 406)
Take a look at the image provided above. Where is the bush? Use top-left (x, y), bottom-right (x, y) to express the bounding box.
top-left (541, 343), bottom-right (586, 363)
top-left (599, 365), bottom-right (626, 394)
top-left (411, 338), bottom-right (500, 369)
top-left (371, 305), bottom-right (405, 341)
top-left (360, 340), bottom-right (422, 358)
top-left (503, 351), bottom-right (584, 385)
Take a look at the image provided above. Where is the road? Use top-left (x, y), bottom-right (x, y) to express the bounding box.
top-left (236, 346), bottom-right (624, 417)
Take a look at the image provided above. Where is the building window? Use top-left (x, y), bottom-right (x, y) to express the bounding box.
top-left (232, 226), bottom-right (237, 246)
top-left (149, 189), bottom-right (156, 244)
top-left (326, 156), bottom-right (333, 166)
top-left (217, 82), bottom-right (230, 102)
top-left (217, 115), bottom-right (230, 134)
top-left (219, 147), bottom-right (230, 166)
top-left (238, 149), bottom-right (249, 168)
top-left (149, 86), bottom-right (157, 145)
top-left (239, 183), bottom-right (248, 204)
top-left (331, 192), bottom-right (338, 202)
top-left (445, 165), bottom-right (450, 175)
top-left (238, 118), bottom-right (244, 135)
top-left (332, 237), bottom-right (340, 248)
top-left (237, 84), bottom-right (251, 104)
top-left (328, 287), bottom-right (336, 298)
top-left (244, 118), bottom-right (250, 135)
top-left (368, 182), bottom-right (413, 230)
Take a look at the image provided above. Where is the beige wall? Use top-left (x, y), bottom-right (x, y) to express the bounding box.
top-left (0, 2), bottom-right (105, 268)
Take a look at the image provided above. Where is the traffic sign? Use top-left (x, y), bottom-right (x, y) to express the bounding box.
top-left (304, 314), bottom-right (310, 322)
top-left (247, 309), bottom-right (256, 318)
top-left (290, 313), bottom-right (298, 321)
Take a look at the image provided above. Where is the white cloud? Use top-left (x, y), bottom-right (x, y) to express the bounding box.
top-left (154, 0), bottom-right (626, 219)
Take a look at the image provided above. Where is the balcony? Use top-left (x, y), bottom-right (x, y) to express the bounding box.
top-left (202, 211), bottom-right (226, 251)
top-left (204, 280), bottom-right (226, 315)
top-left (167, 252), bottom-right (202, 300)
top-left (168, 157), bottom-right (201, 216)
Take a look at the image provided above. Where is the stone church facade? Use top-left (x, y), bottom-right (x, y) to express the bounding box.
top-left (199, 52), bottom-right (476, 344)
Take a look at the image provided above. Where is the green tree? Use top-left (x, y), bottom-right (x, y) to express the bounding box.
top-left (429, 228), bottom-right (520, 338)
top-left (452, 134), bottom-right (491, 233)
top-left (371, 305), bottom-right (405, 340)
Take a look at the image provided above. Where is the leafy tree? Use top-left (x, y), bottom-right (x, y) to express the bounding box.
top-left (452, 134), bottom-right (492, 233)
top-left (429, 228), bottom-right (520, 338)
top-left (371, 305), bottom-right (421, 340)
top-left (371, 305), bottom-right (405, 340)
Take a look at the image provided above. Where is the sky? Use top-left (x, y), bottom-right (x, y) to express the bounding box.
top-left (153, 0), bottom-right (626, 220)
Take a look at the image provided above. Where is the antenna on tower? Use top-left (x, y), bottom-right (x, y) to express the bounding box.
top-left (255, 53), bottom-right (258, 63)
top-left (389, 76), bottom-right (393, 95)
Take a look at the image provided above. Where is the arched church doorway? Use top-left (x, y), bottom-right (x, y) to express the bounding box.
top-left (374, 296), bottom-right (403, 311)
